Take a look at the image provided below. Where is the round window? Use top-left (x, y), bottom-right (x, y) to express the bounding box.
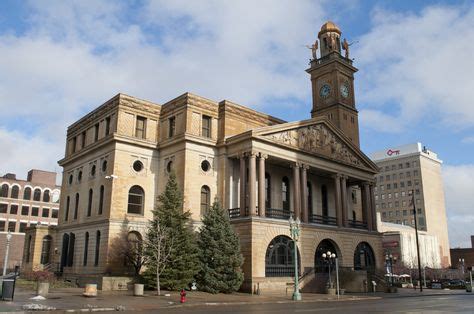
top-left (201, 160), bottom-right (211, 172)
top-left (68, 174), bottom-right (73, 185)
top-left (90, 165), bottom-right (96, 177)
top-left (102, 160), bottom-right (108, 172)
top-left (78, 171), bottom-right (83, 182)
top-left (166, 161), bottom-right (173, 173)
top-left (133, 160), bottom-right (144, 172)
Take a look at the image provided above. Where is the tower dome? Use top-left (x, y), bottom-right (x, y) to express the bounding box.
top-left (318, 21), bottom-right (341, 36)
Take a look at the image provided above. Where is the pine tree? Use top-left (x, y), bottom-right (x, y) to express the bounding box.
top-left (197, 200), bottom-right (244, 293)
top-left (143, 172), bottom-right (199, 292)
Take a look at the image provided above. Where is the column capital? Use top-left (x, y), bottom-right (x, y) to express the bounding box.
top-left (300, 163), bottom-right (310, 170)
top-left (259, 153), bottom-right (268, 159)
top-left (248, 152), bottom-right (258, 158)
top-left (291, 162), bottom-right (302, 169)
top-left (331, 173), bottom-right (342, 180)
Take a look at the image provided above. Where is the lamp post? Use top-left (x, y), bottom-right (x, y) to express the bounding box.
top-left (409, 190), bottom-right (423, 292)
top-left (3, 231), bottom-right (12, 276)
top-left (322, 251), bottom-right (337, 292)
top-left (459, 258), bottom-right (465, 278)
top-left (289, 217), bottom-right (301, 301)
top-left (385, 253), bottom-right (397, 287)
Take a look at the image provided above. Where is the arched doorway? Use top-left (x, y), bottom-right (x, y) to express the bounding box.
top-left (265, 235), bottom-right (300, 277)
top-left (60, 233), bottom-right (70, 272)
top-left (354, 242), bottom-right (375, 270)
top-left (40, 235), bottom-right (52, 265)
top-left (314, 239), bottom-right (340, 273)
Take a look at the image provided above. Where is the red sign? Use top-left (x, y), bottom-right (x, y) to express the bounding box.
top-left (387, 149), bottom-right (400, 156)
top-left (383, 241), bottom-right (399, 248)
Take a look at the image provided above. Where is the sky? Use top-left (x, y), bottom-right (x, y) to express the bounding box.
top-left (0, 0), bottom-right (473, 248)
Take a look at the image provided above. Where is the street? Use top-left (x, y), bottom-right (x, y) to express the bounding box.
top-left (143, 293), bottom-right (474, 313)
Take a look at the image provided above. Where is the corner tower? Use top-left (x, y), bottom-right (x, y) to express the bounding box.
top-left (307, 21), bottom-right (360, 147)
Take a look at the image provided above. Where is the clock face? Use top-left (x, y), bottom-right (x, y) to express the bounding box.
top-left (319, 84), bottom-right (331, 99)
top-left (340, 83), bottom-right (350, 98)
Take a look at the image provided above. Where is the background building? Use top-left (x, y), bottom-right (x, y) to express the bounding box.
top-left (0, 170), bottom-right (60, 271)
top-left (371, 143), bottom-right (450, 267)
top-left (450, 235), bottom-right (474, 272)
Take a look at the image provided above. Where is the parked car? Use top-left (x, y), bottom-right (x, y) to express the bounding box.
top-left (448, 280), bottom-right (465, 289)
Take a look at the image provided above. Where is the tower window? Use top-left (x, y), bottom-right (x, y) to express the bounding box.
top-left (202, 115), bottom-right (211, 138)
top-left (94, 123), bottom-right (99, 142)
top-left (168, 116), bottom-right (176, 138)
top-left (135, 116), bottom-right (147, 139)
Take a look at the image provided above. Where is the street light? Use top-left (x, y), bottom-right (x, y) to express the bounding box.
top-left (459, 258), bottom-right (465, 276)
top-left (409, 190), bottom-right (423, 292)
top-left (289, 216), bottom-right (301, 301)
top-left (322, 250), bottom-right (338, 295)
top-left (2, 231), bottom-right (12, 276)
top-left (385, 253), bottom-right (397, 287)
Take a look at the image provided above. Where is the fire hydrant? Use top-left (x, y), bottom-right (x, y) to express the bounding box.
top-left (180, 289), bottom-right (187, 303)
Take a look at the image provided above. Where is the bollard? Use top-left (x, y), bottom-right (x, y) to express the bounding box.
top-left (37, 282), bottom-right (49, 297)
top-left (83, 284), bottom-right (98, 297)
top-left (133, 284), bottom-right (144, 296)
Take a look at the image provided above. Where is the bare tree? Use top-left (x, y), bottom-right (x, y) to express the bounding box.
top-left (144, 221), bottom-right (174, 296)
top-left (108, 222), bottom-right (146, 276)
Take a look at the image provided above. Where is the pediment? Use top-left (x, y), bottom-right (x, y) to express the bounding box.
top-left (256, 120), bottom-right (377, 171)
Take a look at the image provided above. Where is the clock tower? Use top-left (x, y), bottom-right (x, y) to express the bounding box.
top-left (307, 21), bottom-right (360, 147)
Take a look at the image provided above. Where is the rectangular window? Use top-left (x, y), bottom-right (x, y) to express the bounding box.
top-left (31, 207), bottom-right (39, 216)
top-left (415, 180), bottom-right (419, 186)
top-left (395, 201), bottom-right (399, 207)
top-left (19, 222), bottom-right (27, 232)
top-left (407, 181), bottom-right (412, 186)
top-left (72, 136), bottom-right (77, 153)
top-left (52, 208), bottom-right (59, 218)
top-left (406, 162), bottom-right (410, 168)
top-left (413, 161), bottom-right (418, 167)
top-left (401, 191), bottom-right (406, 197)
top-left (406, 171), bottom-right (411, 177)
top-left (392, 174), bottom-right (397, 180)
top-left (395, 192), bottom-right (399, 198)
top-left (387, 184), bottom-right (391, 190)
top-left (403, 210), bottom-right (407, 216)
top-left (388, 211), bottom-right (393, 217)
top-left (402, 201), bottom-right (407, 207)
top-left (399, 172), bottom-right (404, 179)
top-left (393, 183), bottom-right (398, 189)
top-left (10, 204), bottom-right (18, 215)
top-left (399, 163), bottom-right (403, 169)
top-left (375, 195), bottom-right (379, 201)
top-left (381, 194), bottom-right (385, 200)
top-left (380, 185), bottom-right (384, 191)
top-left (81, 131), bottom-right (86, 148)
top-left (400, 182), bottom-right (405, 188)
top-left (94, 123), bottom-right (100, 142)
top-left (0, 203), bottom-right (7, 213)
top-left (42, 208), bottom-right (50, 217)
top-left (386, 175), bottom-right (390, 181)
top-left (379, 176), bottom-right (384, 182)
top-left (168, 116), bottom-right (176, 138)
top-left (391, 165), bottom-right (396, 170)
top-left (388, 193), bottom-right (392, 199)
top-left (417, 208), bottom-right (423, 214)
top-left (414, 170), bottom-right (419, 176)
top-left (135, 116), bottom-right (147, 139)
top-left (385, 166), bottom-right (390, 171)
top-left (21, 206), bottom-right (29, 216)
top-left (105, 116), bottom-right (111, 136)
top-left (419, 217), bottom-right (425, 226)
top-left (415, 189), bottom-right (420, 195)
top-left (0, 221), bottom-right (4, 231)
top-left (388, 202), bottom-right (392, 208)
top-left (202, 115), bottom-right (211, 138)
top-left (8, 221), bottom-right (15, 232)
top-left (382, 212), bottom-right (386, 218)
top-left (382, 203), bottom-right (386, 209)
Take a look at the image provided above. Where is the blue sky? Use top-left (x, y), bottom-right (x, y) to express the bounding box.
top-left (0, 0), bottom-right (473, 248)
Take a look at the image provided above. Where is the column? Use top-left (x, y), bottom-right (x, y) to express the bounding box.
top-left (258, 154), bottom-right (267, 217)
top-left (239, 154), bottom-right (246, 216)
top-left (292, 163), bottom-right (301, 220)
top-left (333, 174), bottom-right (342, 227)
top-left (300, 165), bottom-right (309, 223)
top-left (248, 153), bottom-right (257, 216)
top-left (340, 175), bottom-right (348, 227)
top-left (369, 183), bottom-right (378, 231)
top-left (362, 182), bottom-right (373, 231)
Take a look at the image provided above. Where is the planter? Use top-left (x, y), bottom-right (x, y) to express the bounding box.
top-left (466, 284), bottom-right (472, 293)
top-left (83, 284), bottom-right (98, 297)
top-left (339, 288), bottom-right (345, 295)
top-left (385, 286), bottom-right (398, 293)
top-left (37, 282), bottom-right (49, 297)
top-left (327, 288), bottom-right (336, 295)
top-left (133, 284), bottom-right (144, 296)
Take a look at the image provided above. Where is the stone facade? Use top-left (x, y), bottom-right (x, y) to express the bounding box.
top-left (25, 22), bottom-right (384, 292)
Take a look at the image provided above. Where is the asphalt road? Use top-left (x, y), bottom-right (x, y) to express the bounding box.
top-left (139, 293), bottom-right (474, 313)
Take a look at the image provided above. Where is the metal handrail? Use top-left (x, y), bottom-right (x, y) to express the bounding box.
top-left (309, 214), bottom-right (337, 226)
top-left (348, 220), bottom-right (368, 229)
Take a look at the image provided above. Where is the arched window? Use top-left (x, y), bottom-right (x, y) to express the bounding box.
top-left (94, 230), bottom-right (101, 266)
top-left (282, 177), bottom-right (290, 211)
top-left (60, 233), bottom-right (70, 272)
top-left (265, 235), bottom-right (300, 277)
top-left (74, 193), bottom-right (79, 219)
top-left (314, 239), bottom-right (340, 273)
top-left (43, 190), bottom-right (50, 202)
top-left (265, 173), bottom-right (271, 208)
top-left (307, 182), bottom-right (313, 214)
top-left (98, 186), bottom-right (104, 215)
top-left (65, 196), bottom-right (70, 221)
top-left (127, 231), bottom-right (143, 268)
top-left (354, 242), bottom-right (375, 271)
top-left (83, 232), bottom-right (89, 266)
top-left (67, 233), bottom-right (75, 267)
top-left (1, 184), bottom-right (9, 197)
top-left (200, 185), bottom-right (210, 215)
top-left (25, 235), bottom-right (32, 263)
top-left (127, 186), bottom-right (144, 215)
top-left (11, 186), bottom-right (19, 199)
top-left (33, 188), bottom-right (41, 201)
top-left (321, 185), bottom-right (328, 217)
top-left (87, 189), bottom-right (93, 217)
top-left (40, 235), bottom-right (52, 265)
top-left (23, 187), bottom-right (31, 200)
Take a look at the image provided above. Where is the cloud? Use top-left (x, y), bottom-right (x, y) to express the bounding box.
top-left (355, 5), bottom-right (474, 132)
top-left (442, 164), bottom-right (474, 248)
top-left (461, 136), bottom-right (474, 144)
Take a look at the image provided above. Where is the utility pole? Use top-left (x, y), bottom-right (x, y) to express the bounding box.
top-left (410, 190), bottom-right (423, 292)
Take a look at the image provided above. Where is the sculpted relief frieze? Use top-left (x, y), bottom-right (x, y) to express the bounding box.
top-left (263, 124), bottom-right (363, 167)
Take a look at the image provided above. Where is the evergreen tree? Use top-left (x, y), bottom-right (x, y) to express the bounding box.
top-left (197, 200), bottom-right (244, 293)
top-left (143, 172), bottom-right (199, 292)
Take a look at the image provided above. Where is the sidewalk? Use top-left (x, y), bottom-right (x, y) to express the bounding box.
top-left (0, 287), bottom-right (380, 313)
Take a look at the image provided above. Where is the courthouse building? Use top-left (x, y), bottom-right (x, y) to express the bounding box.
top-left (371, 143), bottom-right (451, 267)
top-left (26, 22), bottom-right (384, 291)
top-left (1, 170), bottom-right (60, 270)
